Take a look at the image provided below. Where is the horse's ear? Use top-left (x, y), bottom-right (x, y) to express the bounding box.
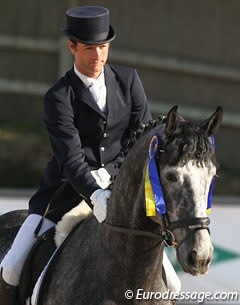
top-left (200, 106), bottom-right (223, 136)
top-left (165, 105), bottom-right (184, 135)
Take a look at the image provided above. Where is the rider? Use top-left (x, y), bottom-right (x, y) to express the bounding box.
top-left (0, 6), bottom-right (180, 305)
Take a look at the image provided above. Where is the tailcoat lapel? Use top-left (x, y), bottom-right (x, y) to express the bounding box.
top-left (104, 64), bottom-right (117, 118)
top-left (104, 64), bottom-right (126, 119)
top-left (67, 68), bottom-right (106, 119)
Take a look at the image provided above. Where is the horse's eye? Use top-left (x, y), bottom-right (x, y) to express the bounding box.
top-left (166, 172), bottom-right (178, 182)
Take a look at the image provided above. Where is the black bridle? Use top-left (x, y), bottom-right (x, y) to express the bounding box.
top-left (105, 215), bottom-right (210, 249)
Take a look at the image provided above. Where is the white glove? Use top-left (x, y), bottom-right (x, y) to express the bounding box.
top-left (90, 189), bottom-right (112, 223)
top-left (91, 168), bottom-right (111, 189)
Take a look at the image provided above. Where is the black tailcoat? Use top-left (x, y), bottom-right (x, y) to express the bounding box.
top-left (29, 64), bottom-right (151, 222)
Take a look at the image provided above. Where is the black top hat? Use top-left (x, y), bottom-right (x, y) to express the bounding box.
top-left (61, 6), bottom-right (116, 44)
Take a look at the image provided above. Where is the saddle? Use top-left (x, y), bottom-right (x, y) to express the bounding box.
top-left (18, 200), bottom-right (92, 305)
top-left (18, 227), bottom-right (56, 305)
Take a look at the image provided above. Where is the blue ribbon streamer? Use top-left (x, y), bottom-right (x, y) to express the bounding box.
top-left (207, 179), bottom-right (214, 211)
top-left (148, 134), bottom-right (166, 215)
top-left (207, 135), bottom-right (215, 211)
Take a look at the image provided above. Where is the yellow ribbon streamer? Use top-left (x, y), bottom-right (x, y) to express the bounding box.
top-left (145, 164), bottom-right (157, 216)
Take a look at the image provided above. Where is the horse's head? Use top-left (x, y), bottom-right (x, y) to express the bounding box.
top-left (154, 105), bottom-right (223, 275)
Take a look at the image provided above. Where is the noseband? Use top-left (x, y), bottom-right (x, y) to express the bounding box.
top-left (105, 215), bottom-right (210, 249)
top-left (162, 215), bottom-right (210, 248)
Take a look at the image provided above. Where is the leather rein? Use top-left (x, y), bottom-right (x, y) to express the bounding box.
top-left (105, 216), bottom-right (210, 249)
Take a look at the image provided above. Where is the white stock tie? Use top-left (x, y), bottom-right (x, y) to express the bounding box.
top-left (89, 82), bottom-right (98, 102)
top-left (89, 82), bottom-right (107, 113)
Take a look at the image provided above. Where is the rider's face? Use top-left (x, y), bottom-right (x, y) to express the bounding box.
top-left (68, 40), bottom-right (110, 78)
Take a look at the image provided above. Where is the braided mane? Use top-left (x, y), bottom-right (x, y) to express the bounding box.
top-left (119, 116), bottom-right (165, 159)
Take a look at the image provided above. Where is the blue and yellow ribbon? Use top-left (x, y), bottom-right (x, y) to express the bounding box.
top-left (145, 134), bottom-right (166, 216)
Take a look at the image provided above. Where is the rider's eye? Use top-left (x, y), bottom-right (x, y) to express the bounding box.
top-left (166, 172), bottom-right (178, 182)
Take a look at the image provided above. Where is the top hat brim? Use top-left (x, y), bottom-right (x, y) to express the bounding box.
top-left (60, 24), bottom-right (116, 45)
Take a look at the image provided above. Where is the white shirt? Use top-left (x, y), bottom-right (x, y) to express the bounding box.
top-left (74, 64), bottom-right (107, 113)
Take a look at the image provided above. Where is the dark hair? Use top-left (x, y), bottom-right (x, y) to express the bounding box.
top-left (69, 39), bottom-right (78, 46)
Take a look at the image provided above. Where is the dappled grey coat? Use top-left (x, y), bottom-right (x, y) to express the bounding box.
top-left (28, 64), bottom-right (152, 222)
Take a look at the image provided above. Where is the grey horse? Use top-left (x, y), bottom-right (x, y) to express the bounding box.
top-left (0, 106), bottom-right (223, 305)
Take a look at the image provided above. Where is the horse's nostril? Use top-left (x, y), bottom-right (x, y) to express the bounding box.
top-left (187, 249), bottom-right (212, 274)
top-left (188, 250), bottom-right (197, 267)
top-left (206, 257), bottom-right (211, 267)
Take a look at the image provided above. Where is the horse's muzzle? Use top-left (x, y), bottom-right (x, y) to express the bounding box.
top-left (177, 229), bottom-right (214, 275)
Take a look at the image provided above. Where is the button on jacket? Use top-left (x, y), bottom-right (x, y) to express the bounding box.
top-left (29, 64), bottom-right (152, 222)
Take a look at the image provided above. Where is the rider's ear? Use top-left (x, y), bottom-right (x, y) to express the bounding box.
top-left (165, 105), bottom-right (184, 135)
top-left (200, 106), bottom-right (223, 136)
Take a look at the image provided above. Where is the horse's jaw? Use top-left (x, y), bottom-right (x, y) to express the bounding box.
top-left (176, 229), bottom-right (214, 275)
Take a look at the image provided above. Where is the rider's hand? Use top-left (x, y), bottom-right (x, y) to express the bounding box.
top-left (90, 189), bottom-right (112, 223)
top-left (91, 168), bottom-right (111, 189)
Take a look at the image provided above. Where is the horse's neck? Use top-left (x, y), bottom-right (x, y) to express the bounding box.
top-left (105, 228), bottom-right (165, 291)
top-left (107, 138), bottom-right (148, 228)
top-left (105, 128), bottom-right (165, 290)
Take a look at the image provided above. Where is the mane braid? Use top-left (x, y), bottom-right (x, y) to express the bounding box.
top-left (110, 117), bottom-right (165, 184)
top-left (121, 117), bottom-right (164, 156)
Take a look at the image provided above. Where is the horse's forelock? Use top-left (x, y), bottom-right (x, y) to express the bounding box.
top-left (162, 121), bottom-right (216, 168)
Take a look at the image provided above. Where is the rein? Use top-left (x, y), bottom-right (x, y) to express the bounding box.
top-left (105, 216), bottom-right (210, 248)
top-left (104, 222), bottom-right (164, 240)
